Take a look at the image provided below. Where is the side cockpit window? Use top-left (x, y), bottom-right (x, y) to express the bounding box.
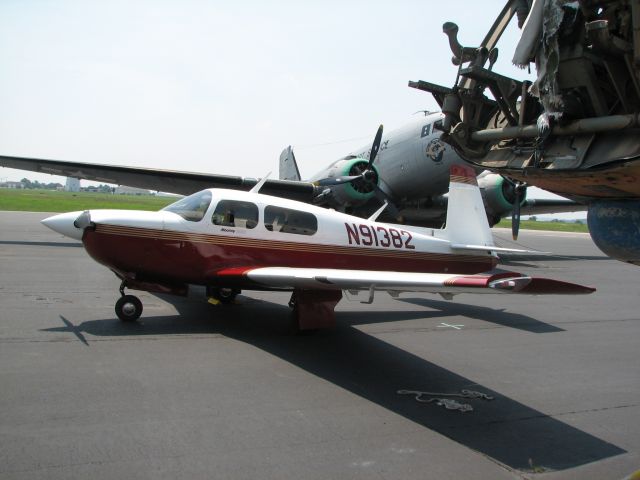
top-left (162, 190), bottom-right (212, 222)
top-left (264, 206), bottom-right (317, 235)
top-left (212, 200), bottom-right (258, 229)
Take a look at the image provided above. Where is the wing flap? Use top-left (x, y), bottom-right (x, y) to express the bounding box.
top-left (521, 198), bottom-right (586, 215)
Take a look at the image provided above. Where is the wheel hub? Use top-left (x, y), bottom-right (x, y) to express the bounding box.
top-left (122, 302), bottom-right (137, 316)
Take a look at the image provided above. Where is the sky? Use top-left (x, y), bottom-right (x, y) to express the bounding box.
top-left (0, 0), bottom-right (575, 215)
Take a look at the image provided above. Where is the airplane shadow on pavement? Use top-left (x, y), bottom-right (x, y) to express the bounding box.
top-left (396, 298), bottom-right (565, 333)
top-left (46, 294), bottom-right (624, 473)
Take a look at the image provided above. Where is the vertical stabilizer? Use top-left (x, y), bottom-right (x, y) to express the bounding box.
top-left (279, 146), bottom-right (302, 181)
top-left (445, 165), bottom-right (495, 247)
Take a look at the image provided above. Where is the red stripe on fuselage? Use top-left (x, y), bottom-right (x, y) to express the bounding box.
top-left (82, 225), bottom-right (496, 285)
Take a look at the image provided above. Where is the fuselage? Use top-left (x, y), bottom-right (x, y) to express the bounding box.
top-left (349, 112), bottom-right (458, 199)
top-left (307, 113), bottom-right (463, 214)
top-left (69, 188), bottom-right (497, 289)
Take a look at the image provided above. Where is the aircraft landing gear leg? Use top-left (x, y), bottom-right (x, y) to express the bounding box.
top-left (289, 289), bottom-right (342, 332)
top-left (116, 280), bottom-right (143, 322)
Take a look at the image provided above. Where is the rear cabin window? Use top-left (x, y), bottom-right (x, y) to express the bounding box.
top-left (162, 190), bottom-right (212, 222)
top-left (211, 200), bottom-right (258, 229)
top-left (264, 206), bottom-right (317, 235)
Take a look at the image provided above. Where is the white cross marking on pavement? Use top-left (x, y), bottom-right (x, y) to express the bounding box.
top-left (437, 322), bottom-right (464, 330)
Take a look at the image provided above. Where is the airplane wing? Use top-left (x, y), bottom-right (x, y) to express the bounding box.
top-left (0, 155), bottom-right (316, 202)
top-left (521, 198), bottom-right (586, 215)
top-left (215, 267), bottom-right (595, 295)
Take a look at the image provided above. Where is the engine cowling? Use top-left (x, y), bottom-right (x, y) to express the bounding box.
top-left (312, 157), bottom-right (379, 209)
top-left (477, 173), bottom-right (525, 226)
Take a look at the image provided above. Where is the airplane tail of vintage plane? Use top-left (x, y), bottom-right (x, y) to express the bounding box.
top-left (279, 146), bottom-right (302, 181)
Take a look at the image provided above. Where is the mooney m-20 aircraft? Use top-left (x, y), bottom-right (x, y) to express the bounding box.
top-left (0, 113), bottom-right (583, 240)
top-left (42, 165), bottom-right (594, 330)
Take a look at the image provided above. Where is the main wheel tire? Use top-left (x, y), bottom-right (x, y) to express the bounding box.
top-left (209, 287), bottom-right (240, 304)
top-left (115, 295), bottom-right (143, 322)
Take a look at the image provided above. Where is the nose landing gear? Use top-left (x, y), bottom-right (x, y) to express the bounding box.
top-left (115, 295), bottom-right (143, 321)
top-left (115, 280), bottom-right (143, 322)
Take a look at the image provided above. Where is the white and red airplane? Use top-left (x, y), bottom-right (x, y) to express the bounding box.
top-left (41, 165), bottom-right (594, 331)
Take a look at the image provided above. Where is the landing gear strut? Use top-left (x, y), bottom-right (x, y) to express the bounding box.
top-left (289, 289), bottom-right (342, 331)
top-left (116, 280), bottom-right (142, 322)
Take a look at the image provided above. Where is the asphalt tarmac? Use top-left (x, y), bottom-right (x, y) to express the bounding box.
top-left (1, 211), bottom-right (638, 479)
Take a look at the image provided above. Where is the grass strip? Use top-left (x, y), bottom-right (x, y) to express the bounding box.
top-left (495, 219), bottom-right (589, 233)
top-left (0, 189), bottom-right (175, 212)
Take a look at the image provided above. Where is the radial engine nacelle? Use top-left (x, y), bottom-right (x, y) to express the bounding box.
top-left (311, 157), bottom-right (380, 209)
top-left (477, 173), bottom-right (525, 226)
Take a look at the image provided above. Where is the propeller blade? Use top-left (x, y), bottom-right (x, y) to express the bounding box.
top-left (373, 185), bottom-right (400, 218)
top-left (313, 175), bottom-right (362, 187)
top-left (512, 187), bottom-right (522, 240)
top-left (368, 124), bottom-right (384, 166)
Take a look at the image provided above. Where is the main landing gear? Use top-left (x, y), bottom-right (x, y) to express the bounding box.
top-left (207, 286), bottom-right (240, 305)
top-left (115, 281), bottom-right (143, 322)
top-left (289, 289), bottom-right (343, 332)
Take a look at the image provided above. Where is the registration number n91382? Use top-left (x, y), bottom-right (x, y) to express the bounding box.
top-left (344, 223), bottom-right (415, 249)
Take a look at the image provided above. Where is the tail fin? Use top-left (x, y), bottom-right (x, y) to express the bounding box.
top-left (279, 146), bottom-right (302, 181)
top-left (445, 165), bottom-right (495, 248)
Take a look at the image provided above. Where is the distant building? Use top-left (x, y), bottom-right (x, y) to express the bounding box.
top-left (0, 181), bottom-right (24, 189)
top-left (115, 185), bottom-right (151, 195)
top-left (65, 178), bottom-right (81, 192)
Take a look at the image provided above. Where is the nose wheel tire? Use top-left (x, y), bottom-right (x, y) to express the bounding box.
top-left (115, 295), bottom-right (143, 322)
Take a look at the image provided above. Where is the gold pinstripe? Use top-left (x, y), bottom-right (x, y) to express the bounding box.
top-left (95, 224), bottom-right (490, 264)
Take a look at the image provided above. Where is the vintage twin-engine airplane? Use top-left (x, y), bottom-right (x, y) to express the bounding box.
top-left (0, 113), bottom-right (583, 240)
top-left (280, 116), bottom-right (582, 237)
top-left (41, 165), bottom-right (594, 330)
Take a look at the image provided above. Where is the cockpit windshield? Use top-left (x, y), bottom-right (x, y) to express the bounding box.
top-left (162, 190), bottom-right (212, 222)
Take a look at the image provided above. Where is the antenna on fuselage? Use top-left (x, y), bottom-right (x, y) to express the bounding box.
top-left (249, 172), bottom-right (272, 193)
top-left (367, 201), bottom-right (389, 222)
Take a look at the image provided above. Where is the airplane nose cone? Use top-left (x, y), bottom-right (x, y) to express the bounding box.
top-left (41, 211), bottom-right (87, 241)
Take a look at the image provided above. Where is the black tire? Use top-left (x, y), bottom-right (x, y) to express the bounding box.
top-left (115, 295), bottom-right (143, 322)
top-left (208, 287), bottom-right (240, 304)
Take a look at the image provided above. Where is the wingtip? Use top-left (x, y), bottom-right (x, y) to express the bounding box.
top-left (519, 277), bottom-right (596, 295)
